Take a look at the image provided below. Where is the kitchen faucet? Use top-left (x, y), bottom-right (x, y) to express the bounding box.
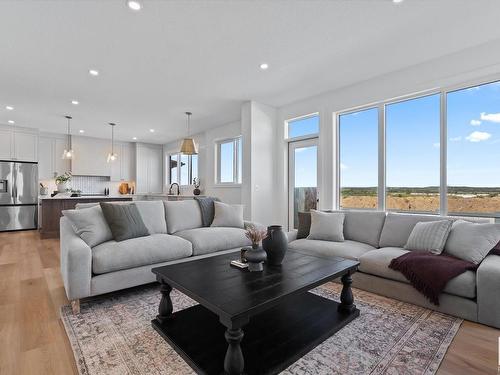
top-left (169, 183), bottom-right (180, 195)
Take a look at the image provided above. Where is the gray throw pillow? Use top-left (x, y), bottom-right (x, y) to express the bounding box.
top-left (211, 201), bottom-right (244, 228)
top-left (100, 202), bottom-right (149, 242)
top-left (194, 196), bottom-right (220, 227)
top-left (62, 205), bottom-right (113, 247)
top-left (444, 220), bottom-right (500, 264)
top-left (307, 210), bottom-right (345, 242)
top-left (404, 220), bottom-right (453, 254)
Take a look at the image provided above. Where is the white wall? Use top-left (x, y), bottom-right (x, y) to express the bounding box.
top-left (274, 40), bottom-right (500, 227)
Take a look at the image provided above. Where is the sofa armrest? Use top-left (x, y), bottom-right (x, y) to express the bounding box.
top-left (477, 254), bottom-right (500, 328)
top-left (244, 221), bottom-right (266, 232)
top-left (287, 229), bottom-right (298, 243)
top-left (60, 217), bottom-right (92, 300)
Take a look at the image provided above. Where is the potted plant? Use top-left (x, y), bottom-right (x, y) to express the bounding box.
top-left (242, 226), bottom-right (268, 272)
top-left (192, 177), bottom-right (201, 196)
top-left (55, 172), bottom-right (72, 192)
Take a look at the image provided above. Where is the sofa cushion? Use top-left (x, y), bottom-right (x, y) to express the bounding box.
top-left (100, 202), bottom-right (149, 242)
top-left (307, 210), bottom-right (345, 242)
top-left (379, 213), bottom-right (449, 248)
top-left (133, 201), bottom-right (168, 234)
top-left (175, 227), bottom-right (251, 256)
top-left (329, 210), bottom-right (386, 247)
top-left (359, 247), bottom-right (476, 298)
top-left (165, 200), bottom-right (203, 234)
top-left (92, 234), bottom-right (193, 274)
top-left (211, 202), bottom-right (245, 229)
top-left (288, 239), bottom-right (375, 260)
top-left (63, 205), bottom-right (113, 247)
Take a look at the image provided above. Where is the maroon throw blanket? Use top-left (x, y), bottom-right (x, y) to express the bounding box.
top-left (389, 252), bottom-right (477, 306)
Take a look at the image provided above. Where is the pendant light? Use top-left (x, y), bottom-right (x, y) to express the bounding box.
top-left (107, 122), bottom-right (118, 163)
top-left (180, 112), bottom-right (198, 155)
top-left (62, 115), bottom-right (74, 159)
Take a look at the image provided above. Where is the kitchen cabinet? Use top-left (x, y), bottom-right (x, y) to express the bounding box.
top-left (38, 134), bottom-right (71, 179)
top-left (0, 126), bottom-right (38, 162)
top-left (135, 143), bottom-right (163, 193)
top-left (110, 142), bottom-right (135, 181)
top-left (71, 136), bottom-right (111, 176)
top-left (0, 129), bottom-right (12, 159)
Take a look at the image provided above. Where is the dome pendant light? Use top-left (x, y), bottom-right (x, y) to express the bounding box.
top-left (107, 123), bottom-right (118, 163)
top-left (62, 115), bottom-right (74, 159)
top-left (180, 112), bottom-right (198, 155)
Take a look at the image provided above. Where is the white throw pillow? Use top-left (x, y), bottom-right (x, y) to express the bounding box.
top-left (444, 220), bottom-right (500, 264)
top-left (211, 201), bottom-right (245, 228)
top-left (62, 205), bottom-right (113, 247)
top-left (307, 210), bottom-right (345, 242)
top-left (404, 220), bottom-right (453, 254)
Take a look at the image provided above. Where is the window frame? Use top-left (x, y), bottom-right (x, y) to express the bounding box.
top-left (168, 153), bottom-right (198, 186)
top-left (215, 136), bottom-right (242, 185)
top-left (334, 75), bottom-right (500, 218)
top-left (285, 112), bottom-right (320, 141)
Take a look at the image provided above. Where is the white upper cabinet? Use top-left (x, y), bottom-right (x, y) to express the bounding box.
top-left (0, 129), bottom-right (13, 160)
top-left (0, 126), bottom-right (37, 162)
top-left (38, 134), bottom-right (70, 180)
top-left (110, 142), bottom-right (135, 181)
top-left (135, 143), bottom-right (163, 193)
top-left (71, 136), bottom-right (111, 176)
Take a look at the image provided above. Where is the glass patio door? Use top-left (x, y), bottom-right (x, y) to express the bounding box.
top-left (288, 138), bottom-right (318, 229)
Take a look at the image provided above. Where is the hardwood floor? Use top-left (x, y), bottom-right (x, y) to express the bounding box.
top-left (0, 230), bottom-right (498, 374)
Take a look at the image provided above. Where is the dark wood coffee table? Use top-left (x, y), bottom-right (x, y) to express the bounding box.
top-left (151, 250), bottom-right (359, 375)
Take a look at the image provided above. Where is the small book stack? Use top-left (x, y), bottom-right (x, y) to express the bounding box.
top-left (230, 260), bottom-right (248, 269)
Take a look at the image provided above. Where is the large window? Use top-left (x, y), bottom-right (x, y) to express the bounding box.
top-left (287, 114), bottom-right (319, 139)
top-left (385, 94), bottom-right (441, 212)
top-left (216, 137), bottom-right (242, 184)
top-left (339, 108), bottom-right (378, 209)
top-left (447, 81), bottom-right (500, 215)
top-left (168, 153), bottom-right (198, 185)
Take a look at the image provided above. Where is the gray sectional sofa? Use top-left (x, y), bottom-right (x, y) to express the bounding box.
top-left (288, 210), bottom-right (500, 329)
top-left (60, 200), bottom-right (255, 312)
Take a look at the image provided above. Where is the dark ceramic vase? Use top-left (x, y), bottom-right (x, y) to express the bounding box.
top-left (193, 188), bottom-right (201, 196)
top-left (262, 225), bottom-right (288, 266)
top-left (243, 245), bottom-right (267, 272)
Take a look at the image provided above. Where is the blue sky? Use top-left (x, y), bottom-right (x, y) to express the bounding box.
top-left (338, 80), bottom-right (500, 188)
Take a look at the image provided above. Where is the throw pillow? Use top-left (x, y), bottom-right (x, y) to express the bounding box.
top-left (211, 201), bottom-right (245, 228)
top-left (404, 220), bottom-right (453, 254)
top-left (100, 202), bottom-right (149, 242)
top-left (296, 211), bottom-right (311, 239)
top-left (444, 220), bottom-right (500, 264)
top-left (194, 196), bottom-right (220, 227)
top-left (307, 210), bottom-right (345, 242)
top-left (133, 201), bottom-right (168, 234)
top-left (62, 205), bottom-right (113, 247)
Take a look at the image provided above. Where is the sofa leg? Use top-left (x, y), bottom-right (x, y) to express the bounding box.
top-left (71, 299), bottom-right (80, 315)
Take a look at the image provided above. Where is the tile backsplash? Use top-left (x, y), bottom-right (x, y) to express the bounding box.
top-left (39, 175), bottom-right (130, 196)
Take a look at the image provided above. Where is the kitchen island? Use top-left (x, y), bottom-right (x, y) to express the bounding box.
top-left (39, 195), bottom-right (133, 239)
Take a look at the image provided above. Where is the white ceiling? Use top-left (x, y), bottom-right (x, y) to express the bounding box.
top-left (1, 0), bottom-right (500, 144)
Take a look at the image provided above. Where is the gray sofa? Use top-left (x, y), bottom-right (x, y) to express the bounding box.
top-left (60, 200), bottom-right (256, 313)
top-left (288, 210), bottom-right (500, 329)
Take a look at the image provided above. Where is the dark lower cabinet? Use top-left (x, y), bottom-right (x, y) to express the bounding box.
top-left (40, 197), bottom-right (132, 239)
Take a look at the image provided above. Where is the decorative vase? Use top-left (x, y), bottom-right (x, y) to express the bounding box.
top-left (56, 181), bottom-right (69, 192)
top-left (262, 225), bottom-right (288, 266)
top-left (193, 187), bottom-right (201, 196)
top-left (243, 245), bottom-right (267, 272)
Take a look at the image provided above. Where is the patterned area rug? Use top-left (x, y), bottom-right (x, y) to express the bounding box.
top-left (61, 282), bottom-right (461, 375)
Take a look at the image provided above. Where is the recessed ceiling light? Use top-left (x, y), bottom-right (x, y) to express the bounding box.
top-left (5, 105), bottom-right (14, 110)
top-left (259, 63), bottom-right (269, 70)
top-left (132, 137), bottom-right (137, 140)
top-left (8, 120), bottom-right (14, 124)
top-left (72, 100), bottom-right (79, 105)
top-left (393, 0), bottom-right (404, 3)
top-left (127, 1), bottom-right (142, 11)
top-left (89, 69), bottom-right (99, 76)
top-left (79, 129), bottom-right (85, 133)
top-left (149, 129), bottom-right (155, 133)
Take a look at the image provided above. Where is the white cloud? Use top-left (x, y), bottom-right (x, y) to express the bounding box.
top-left (466, 131), bottom-right (492, 142)
top-left (470, 119), bottom-right (481, 126)
top-left (480, 112), bottom-right (500, 123)
top-left (340, 163), bottom-right (348, 170)
top-left (433, 142), bottom-right (440, 148)
top-left (449, 136), bottom-right (462, 142)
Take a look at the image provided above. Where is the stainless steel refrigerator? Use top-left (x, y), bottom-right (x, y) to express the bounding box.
top-left (0, 161), bottom-right (38, 231)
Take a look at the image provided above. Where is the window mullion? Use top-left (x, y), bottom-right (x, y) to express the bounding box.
top-left (378, 104), bottom-right (386, 211)
top-left (440, 92), bottom-right (448, 216)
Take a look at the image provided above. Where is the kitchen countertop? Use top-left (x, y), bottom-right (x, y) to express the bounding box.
top-left (39, 195), bottom-right (133, 200)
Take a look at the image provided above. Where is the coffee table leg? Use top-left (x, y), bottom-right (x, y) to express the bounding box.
top-left (338, 271), bottom-right (356, 313)
top-left (224, 327), bottom-right (244, 375)
top-left (156, 282), bottom-right (173, 324)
